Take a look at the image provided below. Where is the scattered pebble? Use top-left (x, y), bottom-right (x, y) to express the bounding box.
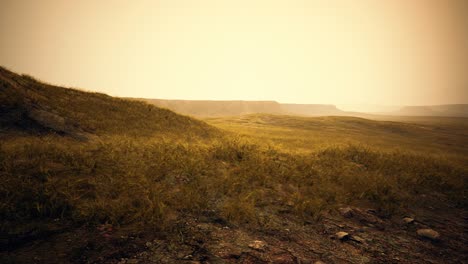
top-left (335, 231), bottom-right (350, 240)
top-left (249, 240), bottom-right (267, 250)
top-left (338, 207), bottom-right (354, 218)
top-left (351, 235), bottom-right (365, 243)
top-left (417, 229), bottom-right (440, 241)
top-left (182, 254), bottom-right (193, 260)
top-left (403, 217), bottom-right (414, 224)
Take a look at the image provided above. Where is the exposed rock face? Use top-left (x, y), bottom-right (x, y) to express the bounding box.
top-left (27, 108), bottom-right (89, 140)
top-left (28, 109), bottom-right (68, 132)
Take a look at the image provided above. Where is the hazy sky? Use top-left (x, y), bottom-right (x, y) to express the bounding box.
top-left (1, 0), bottom-right (467, 108)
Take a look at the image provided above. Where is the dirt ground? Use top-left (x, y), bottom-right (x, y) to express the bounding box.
top-left (2, 193), bottom-right (467, 264)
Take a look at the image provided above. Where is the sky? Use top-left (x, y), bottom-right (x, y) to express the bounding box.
top-left (1, 0), bottom-right (467, 111)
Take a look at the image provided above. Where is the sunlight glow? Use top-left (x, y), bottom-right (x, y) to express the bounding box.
top-left (1, 0), bottom-right (467, 108)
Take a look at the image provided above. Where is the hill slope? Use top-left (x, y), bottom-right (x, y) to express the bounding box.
top-left (0, 67), bottom-right (216, 139)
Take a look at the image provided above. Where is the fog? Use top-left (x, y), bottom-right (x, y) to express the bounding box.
top-left (1, 0), bottom-right (467, 110)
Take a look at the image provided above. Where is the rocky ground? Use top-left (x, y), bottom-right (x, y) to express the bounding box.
top-left (2, 195), bottom-right (467, 264)
top-left (113, 205), bottom-right (466, 264)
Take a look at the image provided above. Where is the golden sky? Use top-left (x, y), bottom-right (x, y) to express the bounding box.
top-left (1, 0), bottom-right (467, 109)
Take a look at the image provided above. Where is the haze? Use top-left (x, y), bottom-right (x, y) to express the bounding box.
top-left (1, 0), bottom-right (467, 111)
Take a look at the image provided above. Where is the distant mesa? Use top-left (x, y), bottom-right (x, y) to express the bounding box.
top-left (392, 105), bottom-right (468, 117)
top-left (136, 98), bottom-right (468, 118)
top-left (136, 99), bottom-right (349, 117)
top-left (139, 99), bottom-right (284, 117)
top-left (281, 103), bottom-right (343, 116)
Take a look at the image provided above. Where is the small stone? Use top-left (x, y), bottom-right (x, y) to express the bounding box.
top-left (417, 229), bottom-right (440, 241)
top-left (314, 261), bottom-right (326, 264)
top-left (338, 207), bottom-right (353, 218)
top-left (335, 231), bottom-right (350, 240)
top-left (403, 217), bottom-right (414, 224)
top-left (182, 254), bottom-right (193, 260)
top-left (272, 254), bottom-right (295, 263)
top-left (145, 241), bottom-right (152, 247)
top-left (248, 240), bottom-right (266, 250)
top-left (351, 235), bottom-right (365, 243)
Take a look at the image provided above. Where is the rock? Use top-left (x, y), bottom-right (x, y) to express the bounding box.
top-left (272, 254), bottom-right (295, 263)
top-left (417, 229), bottom-right (440, 241)
top-left (314, 261), bottom-right (326, 264)
top-left (248, 240), bottom-right (267, 251)
top-left (338, 207), bottom-right (354, 218)
top-left (28, 108), bottom-right (91, 141)
top-left (182, 254), bottom-right (193, 260)
top-left (351, 235), bottom-right (365, 243)
top-left (145, 241), bottom-right (152, 247)
top-left (403, 217), bottom-right (414, 224)
top-left (335, 231), bottom-right (350, 240)
top-left (353, 208), bottom-right (383, 226)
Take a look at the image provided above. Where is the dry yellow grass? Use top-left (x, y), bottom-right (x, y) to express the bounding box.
top-left (1, 67), bottom-right (467, 253)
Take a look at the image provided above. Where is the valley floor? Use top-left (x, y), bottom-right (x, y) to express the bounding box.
top-left (2, 113), bottom-right (467, 264)
top-left (2, 66), bottom-right (467, 263)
